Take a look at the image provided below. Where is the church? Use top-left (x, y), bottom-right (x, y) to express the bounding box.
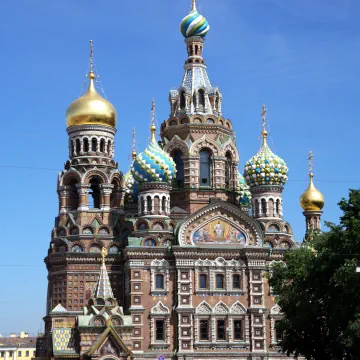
top-left (34, 1), bottom-right (325, 360)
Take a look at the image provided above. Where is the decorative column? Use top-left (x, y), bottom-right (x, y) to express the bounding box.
top-left (100, 184), bottom-right (114, 211)
top-left (76, 184), bottom-right (90, 211)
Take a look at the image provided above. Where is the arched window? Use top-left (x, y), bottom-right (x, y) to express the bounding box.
top-left (215, 93), bottom-right (220, 111)
top-left (180, 91), bottom-right (186, 110)
top-left (207, 118), bottom-right (214, 124)
top-left (162, 196), bottom-right (167, 214)
top-left (199, 149), bottom-right (211, 187)
top-left (216, 274), bottom-right (224, 289)
top-left (173, 151), bottom-right (184, 188)
top-left (91, 138), bottom-right (97, 152)
top-left (107, 140), bottom-right (111, 155)
top-left (83, 138), bottom-right (89, 152)
top-left (68, 178), bottom-right (79, 210)
top-left (154, 196), bottom-right (160, 215)
top-left (70, 140), bottom-right (74, 157)
top-left (141, 197), bottom-right (145, 214)
top-left (225, 151), bottom-right (232, 188)
top-left (268, 224), bottom-right (280, 233)
top-left (76, 139), bottom-right (81, 154)
top-left (147, 196), bottom-right (152, 213)
top-left (100, 139), bottom-right (105, 153)
top-left (198, 89), bottom-right (205, 107)
top-left (276, 199), bottom-right (280, 215)
top-left (261, 199), bottom-right (267, 215)
top-left (255, 199), bottom-right (260, 217)
top-left (144, 239), bottom-right (156, 247)
top-left (195, 45), bottom-right (199, 55)
top-left (89, 178), bottom-right (101, 209)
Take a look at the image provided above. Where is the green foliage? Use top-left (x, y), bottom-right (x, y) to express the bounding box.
top-left (269, 189), bottom-right (360, 359)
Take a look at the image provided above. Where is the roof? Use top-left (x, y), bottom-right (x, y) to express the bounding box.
top-left (51, 303), bottom-right (68, 313)
top-left (0, 337), bottom-right (37, 349)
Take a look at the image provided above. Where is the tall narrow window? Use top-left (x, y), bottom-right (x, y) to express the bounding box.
top-left (261, 199), bottom-right (267, 215)
top-left (89, 178), bottom-right (101, 209)
top-left (68, 179), bottom-right (79, 210)
top-left (83, 138), bottom-right (89, 152)
top-left (232, 274), bottom-right (240, 289)
top-left (173, 151), bottom-right (184, 188)
top-left (91, 138), bottom-right (97, 152)
top-left (275, 320), bottom-right (283, 341)
top-left (199, 149), bottom-right (211, 187)
top-left (147, 196), bottom-right (152, 213)
top-left (234, 320), bottom-right (243, 340)
top-left (162, 196), bottom-right (167, 214)
top-left (155, 274), bottom-right (164, 289)
top-left (198, 89), bottom-right (205, 106)
top-left (225, 151), bottom-right (232, 188)
top-left (199, 274), bottom-right (207, 289)
top-left (155, 320), bottom-right (165, 341)
top-left (100, 139), bottom-right (105, 152)
top-left (180, 91), bottom-right (186, 110)
top-left (276, 199), bottom-right (280, 215)
top-left (217, 320), bottom-right (226, 340)
top-left (107, 140), bottom-right (111, 155)
top-left (216, 274), bottom-right (224, 289)
top-left (76, 139), bottom-right (81, 154)
top-left (200, 320), bottom-right (209, 340)
top-left (255, 199), bottom-right (260, 217)
top-left (70, 140), bottom-right (74, 157)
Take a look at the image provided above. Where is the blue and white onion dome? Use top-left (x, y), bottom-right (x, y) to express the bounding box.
top-left (243, 130), bottom-right (288, 187)
top-left (132, 126), bottom-right (176, 184)
top-left (180, 1), bottom-right (210, 38)
top-left (237, 170), bottom-right (252, 206)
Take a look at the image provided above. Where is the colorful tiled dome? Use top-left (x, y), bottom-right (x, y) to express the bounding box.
top-left (124, 167), bottom-right (139, 202)
top-left (132, 136), bottom-right (176, 184)
top-left (237, 170), bottom-right (252, 206)
top-left (180, 4), bottom-right (210, 38)
top-left (244, 132), bottom-right (288, 187)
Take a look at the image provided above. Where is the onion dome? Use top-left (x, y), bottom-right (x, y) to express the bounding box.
top-left (300, 152), bottom-right (324, 211)
top-left (132, 105), bottom-right (176, 184)
top-left (244, 129), bottom-right (288, 187)
top-left (180, 0), bottom-right (210, 38)
top-left (124, 150), bottom-right (139, 202)
top-left (66, 41), bottom-right (117, 128)
top-left (237, 170), bottom-right (252, 206)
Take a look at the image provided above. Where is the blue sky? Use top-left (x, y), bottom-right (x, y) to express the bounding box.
top-left (0, 0), bottom-right (358, 335)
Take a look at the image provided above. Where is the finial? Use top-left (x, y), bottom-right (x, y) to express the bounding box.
top-left (261, 104), bottom-right (268, 145)
top-left (88, 40), bottom-right (95, 80)
top-left (150, 98), bottom-right (156, 142)
top-left (101, 247), bottom-right (108, 265)
top-left (308, 150), bottom-right (314, 179)
top-left (132, 127), bottom-right (137, 159)
top-left (192, 0), bottom-right (197, 11)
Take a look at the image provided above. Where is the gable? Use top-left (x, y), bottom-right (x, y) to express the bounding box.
top-left (177, 201), bottom-right (263, 247)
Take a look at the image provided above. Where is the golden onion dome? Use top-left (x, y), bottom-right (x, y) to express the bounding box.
top-left (66, 70), bottom-right (117, 128)
top-left (300, 173), bottom-right (324, 211)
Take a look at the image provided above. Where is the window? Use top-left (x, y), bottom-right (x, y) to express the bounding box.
top-left (216, 274), bottom-right (224, 289)
top-left (225, 151), bottom-right (232, 188)
top-left (232, 274), bottom-right (241, 289)
top-left (198, 89), bottom-right (205, 106)
top-left (9, 352), bottom-right (13, 357)
top-left (276, 199), bottom-right (280, 214)
top-left (26, 351), bottom-right (29, 357)
top-left (275, 320), bottom-right (283, 341)
top-left (261, 199), bottom-right (267, 215)
top-left (155, 274), bottom-right (164, 289)
top-left (200, 320), bottom-right (209, 340)
top-left (217, 320), bottom-right (226, 340)
top-left (89, 177), bottom-right (101, 209)
top-left (100, 139), bottom-right (105, 152)
top-left (155, 320), bottom-right (165, 341)
top-left (199, 274), bottom-right (207, 289)
top-left (173, 151), bottom-right (184, 188)
top-left (234, 320), bottom-right (243, 340)
top-left (199, 149), bottom-right (211, 187)
top-left (83, 138), bottom-right (89, 152)
top-left (107, 140), bottom-right (111, 155)
top-left (1, 352), bottom-right (4, 357)
top-left (180, 91), bottom-right (186, 110)
top-left (268, 224), bottom-right (280, 233)
top-left (91, 138), bottom-right (97, 152)
top-left (18, 352), bottom-right (21, 357)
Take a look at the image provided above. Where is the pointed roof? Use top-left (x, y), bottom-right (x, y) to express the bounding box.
top-left (93, 248), bottom-right (114, 299)
top-left (51, 303), bottom-right (68, 313)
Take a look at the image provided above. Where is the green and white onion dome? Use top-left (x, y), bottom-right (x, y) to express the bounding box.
top-left (180, 4), bottom-right (210, 38)
top-left (237, 170), bottom-right (252, 206)
top-left (132, 130), bottom-right (176, 184)
top-left (124, 167), bottom-right (138, 202)
top-left (243, 132), bottom-right (288, 187)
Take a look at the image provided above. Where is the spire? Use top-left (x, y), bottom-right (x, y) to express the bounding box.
top-left (150, 98), bottom-right (156, 142)
top-left (261, 104), bottom-right (268, 145)
top-left (132, 127), bottom-right (137, 159)
top-left (308, 149), bottom-right (314, 179)
top-left (93, 247), bottom-right (114, 299)
top-left (192, 0), bottom-right (197, 11)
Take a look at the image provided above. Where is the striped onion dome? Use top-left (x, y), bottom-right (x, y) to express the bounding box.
top-left (180, 7), bottom-right (210, 38)
top-left (243, 132), bottom-right (288, 187)
top-left (237, 170), bottom-right (252, 206)
top-left (124, 166), bottom-right (139, 202)
top-left (132, 136), bottom-right (176, 184)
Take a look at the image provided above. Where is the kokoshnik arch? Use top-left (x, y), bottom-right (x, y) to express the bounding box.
top-left (34, 1), bottom-right (325, 360)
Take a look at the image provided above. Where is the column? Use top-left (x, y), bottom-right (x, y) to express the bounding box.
top-left (76, 184), bottom-right (90, 211)
top-left (100, 184), bottom-right (114, 211)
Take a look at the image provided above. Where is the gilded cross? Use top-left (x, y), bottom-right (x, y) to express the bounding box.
top-left (101, 247), bottom-right (108, 264)
top-left (151, 98), bottom-right (155, 125)
top-left (89, 39), bottom-right (94, 73)
top-left (261, 104), bottom-right (267, 131)
top-left (132, 127), bottom-right (136, 153)
top-left (308, 150), bottom-right (314, 175)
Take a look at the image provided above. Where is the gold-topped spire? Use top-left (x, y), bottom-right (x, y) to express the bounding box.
top-left (66, 40), bottom-right (117, 128)
top-left (192, 0), bottom-right (197, 11)
top-left (261, 103), bottom-right (268, 145)
top-left (150, 98), bottom-right (156, 142)
top-left (101, 247), bottom-right (108, 265)
top-left (300, 150), bottom-right (325, 211)
top-left (132, 127), bottom-right (137, 159)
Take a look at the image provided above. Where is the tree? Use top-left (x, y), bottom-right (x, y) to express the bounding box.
top-left (269, 189), bottom-right (360, 359)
